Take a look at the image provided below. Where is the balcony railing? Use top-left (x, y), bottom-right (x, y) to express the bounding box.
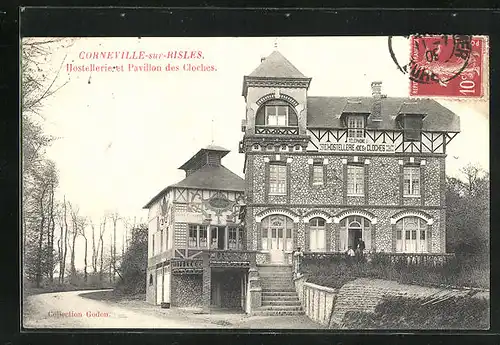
top-left (255, 126), bottom-right (299, 135)
top-left (206, 249), bottom-right (257, 268)
top-left (171, 258), bottom-right (203, 274)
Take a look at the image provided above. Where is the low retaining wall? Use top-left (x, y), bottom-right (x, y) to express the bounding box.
top-left (294, 275), bottom-right (339, 326)
top-left (294, 276), bottom-right (489, 329)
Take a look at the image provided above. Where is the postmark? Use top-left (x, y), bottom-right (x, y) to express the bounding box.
top-left (388, 35), bottom-right (487, 98)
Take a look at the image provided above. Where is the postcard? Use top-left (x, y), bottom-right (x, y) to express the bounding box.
top-left (21, 35), bottom-right (489, 330)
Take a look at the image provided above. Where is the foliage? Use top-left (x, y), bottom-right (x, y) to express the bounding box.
top-left (115, 224), bottom-right (148, 294)
top-left (302, 253), bottom-right (489, 290)
top-left (342, 295), bottom-right (489, 329)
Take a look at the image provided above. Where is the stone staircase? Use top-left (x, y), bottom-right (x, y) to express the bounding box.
top-left (254, 265), bottom-right (304, 316)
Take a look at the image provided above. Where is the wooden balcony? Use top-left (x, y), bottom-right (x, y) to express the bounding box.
top-left (207, 249), bottom-right (257, 268)
top-left (171, 258), bottom-right (203, 274)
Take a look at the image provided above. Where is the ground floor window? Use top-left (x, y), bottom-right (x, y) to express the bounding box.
top-left (395, 217), bottom-right (428, 253)
top-left (261, 215), bottom-right (293, 251)
top-left (309, 217), bottom-right (326, 252)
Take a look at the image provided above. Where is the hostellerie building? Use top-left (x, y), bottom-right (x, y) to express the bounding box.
top-left (144, 50), bottom-right (459, 314)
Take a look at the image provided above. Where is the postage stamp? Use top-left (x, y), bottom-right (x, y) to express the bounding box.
top-left (407, 35), bottom-right (487, 98)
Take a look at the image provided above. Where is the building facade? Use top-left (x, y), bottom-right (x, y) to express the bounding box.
top-left (144, 50), bottom-right (460, 314)
top-left (239, 51), bottom-right (460, 266)
top-left (144, 146), bottom-right (250, 311)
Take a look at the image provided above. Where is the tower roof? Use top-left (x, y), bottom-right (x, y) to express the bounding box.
top-left (178, 145), bottom-right (230, 171)
top-left (248, 51), bottom-right (306, 78)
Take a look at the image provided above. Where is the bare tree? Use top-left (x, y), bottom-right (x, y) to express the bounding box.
top-left (80, 218), bottom-right (89, 283)
top-left (90, 220), bottom-right (98, 274)
top-left (98, 216), bottom-right (107, 282)
top-left (109, 212), bottom-right (121, 283)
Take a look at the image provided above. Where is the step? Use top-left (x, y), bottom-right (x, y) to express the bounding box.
top-left (253, 310), bottom-right (305, 316)
top-left (262, 288), bottom-right (297, 293)
top-left (262, 300), bottom-right (302, 306)
top-left (258, 304), bottom-right (302, 310)
top-left (262, 295), bottom-right (300, 301)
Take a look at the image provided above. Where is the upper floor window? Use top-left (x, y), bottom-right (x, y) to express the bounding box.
top-left (188, 224), bottom-right (208, 248)
top-left (269, 163), bottom-right (287, 195)
top-left (347, 164), bottom-right (364, 196)
top-left (404, 166), bottom-right (420, 196)
top-left (312, 164), bottom-right (324, 186)
top-left (347, 115), bottom-right (365, 138)
top-left (255, 100), bottom-right (298, 127)
top-left (228, 227), bottom-right (244, 250)
top-left (402, 115), bottom-right (423, 141)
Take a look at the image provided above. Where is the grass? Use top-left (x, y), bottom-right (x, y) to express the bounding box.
top-left (342, 295), bottom-right (489, 329)
top-left (301, 253), bottom-right (489, 290)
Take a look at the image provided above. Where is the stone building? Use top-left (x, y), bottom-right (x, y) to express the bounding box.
top-left (239, 50), bottom-right (460, 265)
top-left (144, 50), bottom-right (460, 315)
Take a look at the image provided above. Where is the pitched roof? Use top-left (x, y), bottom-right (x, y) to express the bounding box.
top-left (143, 165), bottom-right (244, 209)
top-left (248, 51), bottom-right (306, 78)
top-left (306, 96), bottom-right (460, 132)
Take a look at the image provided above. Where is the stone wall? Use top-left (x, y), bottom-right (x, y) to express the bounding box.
top-left (145, 267), bottom-right (156, 304)
top-left (171, 274), bottom-right (203, 307)
top-left (329, 278), bottom-right (489, 328)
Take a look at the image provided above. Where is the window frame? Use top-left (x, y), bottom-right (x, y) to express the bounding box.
top-left (347, 164), bottom-right (365, 196)
top-left (312, 163), bottom-right (324, 186)
top-left (401, 115), bottom-right (423, 142)
top-left (403, 165), bottom-right (421, 197)
top-left (347, 115), bottom-right (366, 138)
top-left (269, 163), bottom-right (287, 195)
top-left (395, 217), bottom-right (428, 253)
top-left (309, 217), bottom-right (326, 252)
top-left (188, 224), bottom-right (208, 249)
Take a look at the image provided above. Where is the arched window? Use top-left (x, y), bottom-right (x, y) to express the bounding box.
top-left (339, 215), bottom-right (371, 252)
top-left (309, 217), bottom-right (326, 252)
top-left (255, 100), bottom-right (298, 127)
top-left (395, 217), bottom-right (428, 253)
top-left (261, 215), bottom-right (293, 251)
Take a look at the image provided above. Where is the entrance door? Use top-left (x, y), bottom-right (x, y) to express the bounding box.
top-left (156, 268), bottom-right (163, 305)
top-left (348, 229), bottom-right (362, 250)
top-left (269, 227), bottom-right (285, 263)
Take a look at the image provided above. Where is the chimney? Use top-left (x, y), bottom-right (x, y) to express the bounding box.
top-left (371, 81), bottom-right (383, 122)
top-left (261, 57), bottom-right (266, 62)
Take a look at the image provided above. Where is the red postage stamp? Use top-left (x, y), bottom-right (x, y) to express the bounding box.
top-left (408, 35), bottom-right (486, 98)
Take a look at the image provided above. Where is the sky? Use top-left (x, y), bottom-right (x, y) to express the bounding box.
top-left (26, 37), bottom-right (489, 269)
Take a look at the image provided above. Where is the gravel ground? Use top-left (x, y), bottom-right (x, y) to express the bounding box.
top-left (23, 289), bottom-right (324, 329)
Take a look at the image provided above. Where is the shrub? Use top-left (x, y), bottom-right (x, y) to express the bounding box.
top-left (343, 295), bottom-right (489, 329)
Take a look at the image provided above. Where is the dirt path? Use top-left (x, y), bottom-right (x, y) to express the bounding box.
top-left (23, 289), bottom-right (323, 329)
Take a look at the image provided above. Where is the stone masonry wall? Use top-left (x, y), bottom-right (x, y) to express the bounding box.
top-left (146, 267), bottom-right (156, 304)
top-left (329, 278), bottom-right (489, 328)
top-left (171, 274), bottom-right (203, 307)
top-left (246, 153), bottom-right (446, 253)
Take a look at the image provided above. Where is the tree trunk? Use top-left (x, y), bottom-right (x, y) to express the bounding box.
top-left (48, 183), bottom-right (55, 283)
top-left (62, 196), bottom-right (68, 284)
top-left (91, 223), bottom-right (97, 274)
top-left (83, 235), bottom-right (88, 283)
top-left (36, 186), bottom-right (47, 288)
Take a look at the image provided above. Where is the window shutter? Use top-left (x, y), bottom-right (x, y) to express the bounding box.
top-left (264, 161), bottom-right (270, 202)
top-left (339, 226), bottom-right (347, 252)
top-left (323, 164), bottom-right (327, 186)
top-left (309, 164), bottom-right (313, 187)
top-left (363, 227), bottom-right (371, 250)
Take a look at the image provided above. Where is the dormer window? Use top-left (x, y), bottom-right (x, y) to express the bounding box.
top-left (400, 115), bottom-right (423, 141)
top-left (347, 115), bottom-right (365, 138)
top-left (255, 100), bottom-right (298, 127)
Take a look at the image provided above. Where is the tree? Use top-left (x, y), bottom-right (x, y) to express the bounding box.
top-left (109, 212), bottom-right (121, 283)
top-left (115, 224), bottom-right (148, 294)
top-left (446, 164), bottom-right (489, 258)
